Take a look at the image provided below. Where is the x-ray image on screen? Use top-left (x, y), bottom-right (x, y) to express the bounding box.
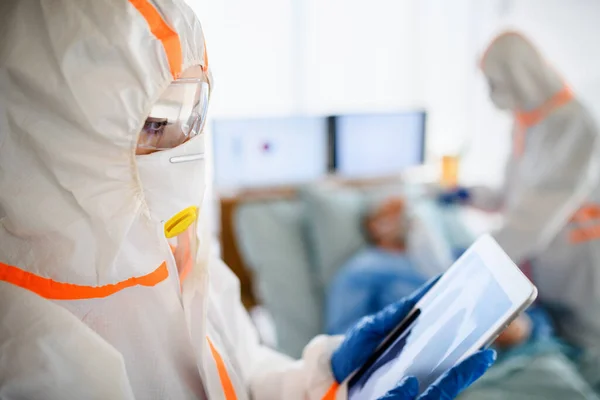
top-left (348, 253), bottom-right (512, 399)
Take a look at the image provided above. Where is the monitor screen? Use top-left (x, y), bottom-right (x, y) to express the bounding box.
top-left (335, 112), bottom-right (426, 178)
top-left (212, 117), bottom-right (328, 189)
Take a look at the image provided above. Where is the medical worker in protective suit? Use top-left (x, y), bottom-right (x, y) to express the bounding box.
top-left (0, 1), bottom-right (495, 399)
top-left (441, 32), bottom-right (600, 349)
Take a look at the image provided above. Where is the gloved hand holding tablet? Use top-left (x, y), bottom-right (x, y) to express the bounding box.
top-left (332, 235), bottom-right (537, 399)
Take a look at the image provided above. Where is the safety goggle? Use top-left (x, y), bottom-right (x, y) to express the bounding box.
top-left (138, 74), bottom-right (210, 151)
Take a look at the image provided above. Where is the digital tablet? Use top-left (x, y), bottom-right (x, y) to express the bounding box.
top-left (347, 234), bottom-right (537, 399)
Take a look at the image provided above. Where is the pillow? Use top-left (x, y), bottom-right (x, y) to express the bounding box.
top-left (234, 200), bottom-right (321, 358)
top-left (300, 185), bottom-right (369, 288)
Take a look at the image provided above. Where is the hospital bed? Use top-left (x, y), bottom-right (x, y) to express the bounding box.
top-left (233, 180), bottom-right (473, 357)
top-left (231, 181), bottom-right (600, 399)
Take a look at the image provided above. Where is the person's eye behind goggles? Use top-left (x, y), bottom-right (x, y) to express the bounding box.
top-left (137, 75), bottom-right (210, 152)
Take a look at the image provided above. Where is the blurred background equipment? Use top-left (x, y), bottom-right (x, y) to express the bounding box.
top-left (333, 112), bottom-right (426, 179)
top-left (212, 111), bottom-right (427, 190)
top-left (212, 116), bottom-right (328, 189)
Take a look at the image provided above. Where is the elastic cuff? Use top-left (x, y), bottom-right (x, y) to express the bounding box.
top-left (303, 335), bottom-right (345, 400)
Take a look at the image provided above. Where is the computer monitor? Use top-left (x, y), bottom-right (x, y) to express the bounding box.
top-left (334, 112), bottom-right (426, 178)
top-left (212, 117), bottom-right (328, 189)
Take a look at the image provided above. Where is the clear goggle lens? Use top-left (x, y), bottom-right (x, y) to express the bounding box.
top-left (138, 76), bottom-right (210, 151)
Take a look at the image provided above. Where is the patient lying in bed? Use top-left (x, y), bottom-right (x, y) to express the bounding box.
top-left (326, 196), bottom-right (600, 399)
top-left (325, 196), bottom-right (551, 349)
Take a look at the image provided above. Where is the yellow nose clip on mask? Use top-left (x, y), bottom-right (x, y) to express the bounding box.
top-left (164, 206), bottom-right (199, 239)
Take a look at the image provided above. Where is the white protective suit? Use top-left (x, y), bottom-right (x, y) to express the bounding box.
top-left (0, 1), bottom-right (343, 399)
top-left (474, 32), bottom-right (600, 347)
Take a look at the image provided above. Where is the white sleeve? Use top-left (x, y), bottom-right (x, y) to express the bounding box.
top-left (249, 335), bottom-right (345, 400)
top-left (467, 125), bottom-right (520, 213)
top-left (0, 282), bottom-right (135, 400)
top-left (492, 113), bottom-right (600, 264)
top-left (208, 258), bottom-right (344, 400)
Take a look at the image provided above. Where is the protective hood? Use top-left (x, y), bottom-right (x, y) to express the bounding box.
top-left (480, 32), bottom-right (565, 112)
top-left (0, 1), bottom-right (209, 288)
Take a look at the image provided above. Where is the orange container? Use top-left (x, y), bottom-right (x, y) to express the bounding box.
top-left (441, 155), bottom-right (459, 188)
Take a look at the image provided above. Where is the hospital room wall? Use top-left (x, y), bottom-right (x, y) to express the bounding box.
top-left (416, 0), bottom-right (511, 188)
top-left (189, 0), bottom-right (510, 186)
top-left (191, 0), bottom-right (423, 118)
top-left (187, 0), bottom-right (599, 189)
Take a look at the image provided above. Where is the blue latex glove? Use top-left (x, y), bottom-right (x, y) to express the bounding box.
top-left (438, 187), bottom-right (471, 206)
top-left (379, 349), bottom-right (496, 399)
top-left (331, 276), bottom-right (440, 383)
top-left (331, 275), bottom-right (496, 399)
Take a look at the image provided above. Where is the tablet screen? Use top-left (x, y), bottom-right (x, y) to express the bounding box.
top-left (348, 253), bottom-right (513, 399)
